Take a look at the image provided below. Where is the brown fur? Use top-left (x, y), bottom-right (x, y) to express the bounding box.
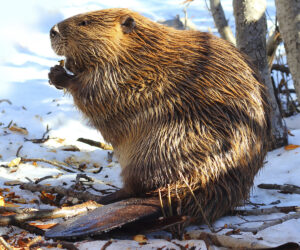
top-left (49, 8), bottom-right (271, 224)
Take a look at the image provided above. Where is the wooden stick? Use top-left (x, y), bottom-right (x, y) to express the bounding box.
top-left (0, 99), bottom-right (12, 105)
top-left (186, 230), bottom-right (270, 249)
top-left (258, 183), bottom-right (300, 194)
top-left (0, 201), bottom-right (102, 226)
top-left (229, 211), bottom-right (300, 233)
top-left (21, 158), bottom-right (76, 173)
top-left (232, 206), bottom-right (300, 216)
top-left (77, 137), bottom-right (113, 150)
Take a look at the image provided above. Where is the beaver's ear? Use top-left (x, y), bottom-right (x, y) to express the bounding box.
top-left (120, 15), bottom-right (136, 34)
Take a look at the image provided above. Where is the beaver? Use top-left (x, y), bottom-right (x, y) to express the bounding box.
top-left (48, 8), bottom-right (270, 230)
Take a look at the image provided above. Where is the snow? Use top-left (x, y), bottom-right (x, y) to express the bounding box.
top-left (1, 0), bottom-right (299, 249)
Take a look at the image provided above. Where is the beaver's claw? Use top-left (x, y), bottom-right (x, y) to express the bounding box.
top-left (48, 65), bottom-right (72, 89)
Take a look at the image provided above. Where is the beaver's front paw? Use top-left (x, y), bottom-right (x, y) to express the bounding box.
top-left (49, 65), bottom-right (72, 89)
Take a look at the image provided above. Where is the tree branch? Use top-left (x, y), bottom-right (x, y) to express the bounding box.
top-left (209, 0), bottom-right (236, 45)
top-left (229, 211), bottom-right (300, 233)
top-left (0, 201), bottom-right (102, 226)
top-left (258, 183), bottom-right (300, 194)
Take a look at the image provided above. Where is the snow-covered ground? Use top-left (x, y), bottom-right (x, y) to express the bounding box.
top-left (0, 0), bottom-right (299, 249)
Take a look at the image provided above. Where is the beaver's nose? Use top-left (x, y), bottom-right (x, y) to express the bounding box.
top-left (50, 25), bottom-right (59, 38)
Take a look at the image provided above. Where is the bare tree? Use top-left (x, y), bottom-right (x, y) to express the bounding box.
top-left (275, 0), bottom-right (300, 103)
top-left (232, 0), bottom-right (287, 148)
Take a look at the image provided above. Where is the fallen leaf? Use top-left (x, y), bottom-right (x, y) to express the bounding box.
top-left (9, 125), bottom-right (28, 135)
top-left (1, 212), bottom-right (16, 216)
top-left (56, 138), bottom-right (65, 144)
top-left (6, 192), bottom-right (19, 198)
top-left (284, 144), bottom-right (300, 151)
top-left (35, 115), bottom-right (43, 122)
top-left (182, 0), bottom-right (194, 4)
top-left (4, 201), bottom-right (20, 207)
top-left (133, 234), bottom-right (148, 244)
top-left (0, 196), bottom-right (5, 206)
top-left (29, 199), bottom-right (39, 204)
top-left (0, 188), bottom-right (10, 193)
top-left (41, 191), bottom-right (55, 200)
top-left (29, 223), bottom-right (57, 229)
top-left (8, 157), bottom-right (21, 167)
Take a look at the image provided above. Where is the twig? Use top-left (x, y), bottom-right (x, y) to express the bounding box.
top-left (0, 236), bottom-right (13, 250)
top-left (93, 166), bottom-right (103, 174)
top-left (16, 145), bottom-right (23, 157)
top-left (101, 240), bottom-right (113, 250)
top-left (35, 174), bottom-right (63, 184)
top-left (21, 157), bottom-right (76, 173)
top-left (4, 120), bottom-right (13, 129)
top-left (258, 183), bottom-right (300, 194)
top-left (267, 29), bottom-right (282, 67)
top-left (77, 137), bottom-right (113, 150)
top-left (0, 99), bottom-right (12, 105)
top-left (229, 211), bottom-right (300, 233)
top-left (271, 64), bottom-right (290, 75)
top-left (186, 230), bottom-right (270, 248)
top-left (232, 206), bottom-right (300, 216)
top-left (25, 124), bottom-right (51, 143)
top-left (0, 201), bottom-right (102, 226)
top-left (20, 182), bottom-right (103, 203)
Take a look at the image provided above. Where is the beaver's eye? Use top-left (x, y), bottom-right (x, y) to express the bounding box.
top-left (78, 20), bottom-right (90, 26)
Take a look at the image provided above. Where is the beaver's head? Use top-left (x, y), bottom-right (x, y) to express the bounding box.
top-left (50, 8), bottom-right (137, 74)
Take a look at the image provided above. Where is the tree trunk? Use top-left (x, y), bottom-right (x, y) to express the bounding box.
top-left (233, 0), bottom-right (287, 149)
top-left (275, 0), bottom-right (300, 102)
top-left (209, 0), bottom-right (236, 45)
